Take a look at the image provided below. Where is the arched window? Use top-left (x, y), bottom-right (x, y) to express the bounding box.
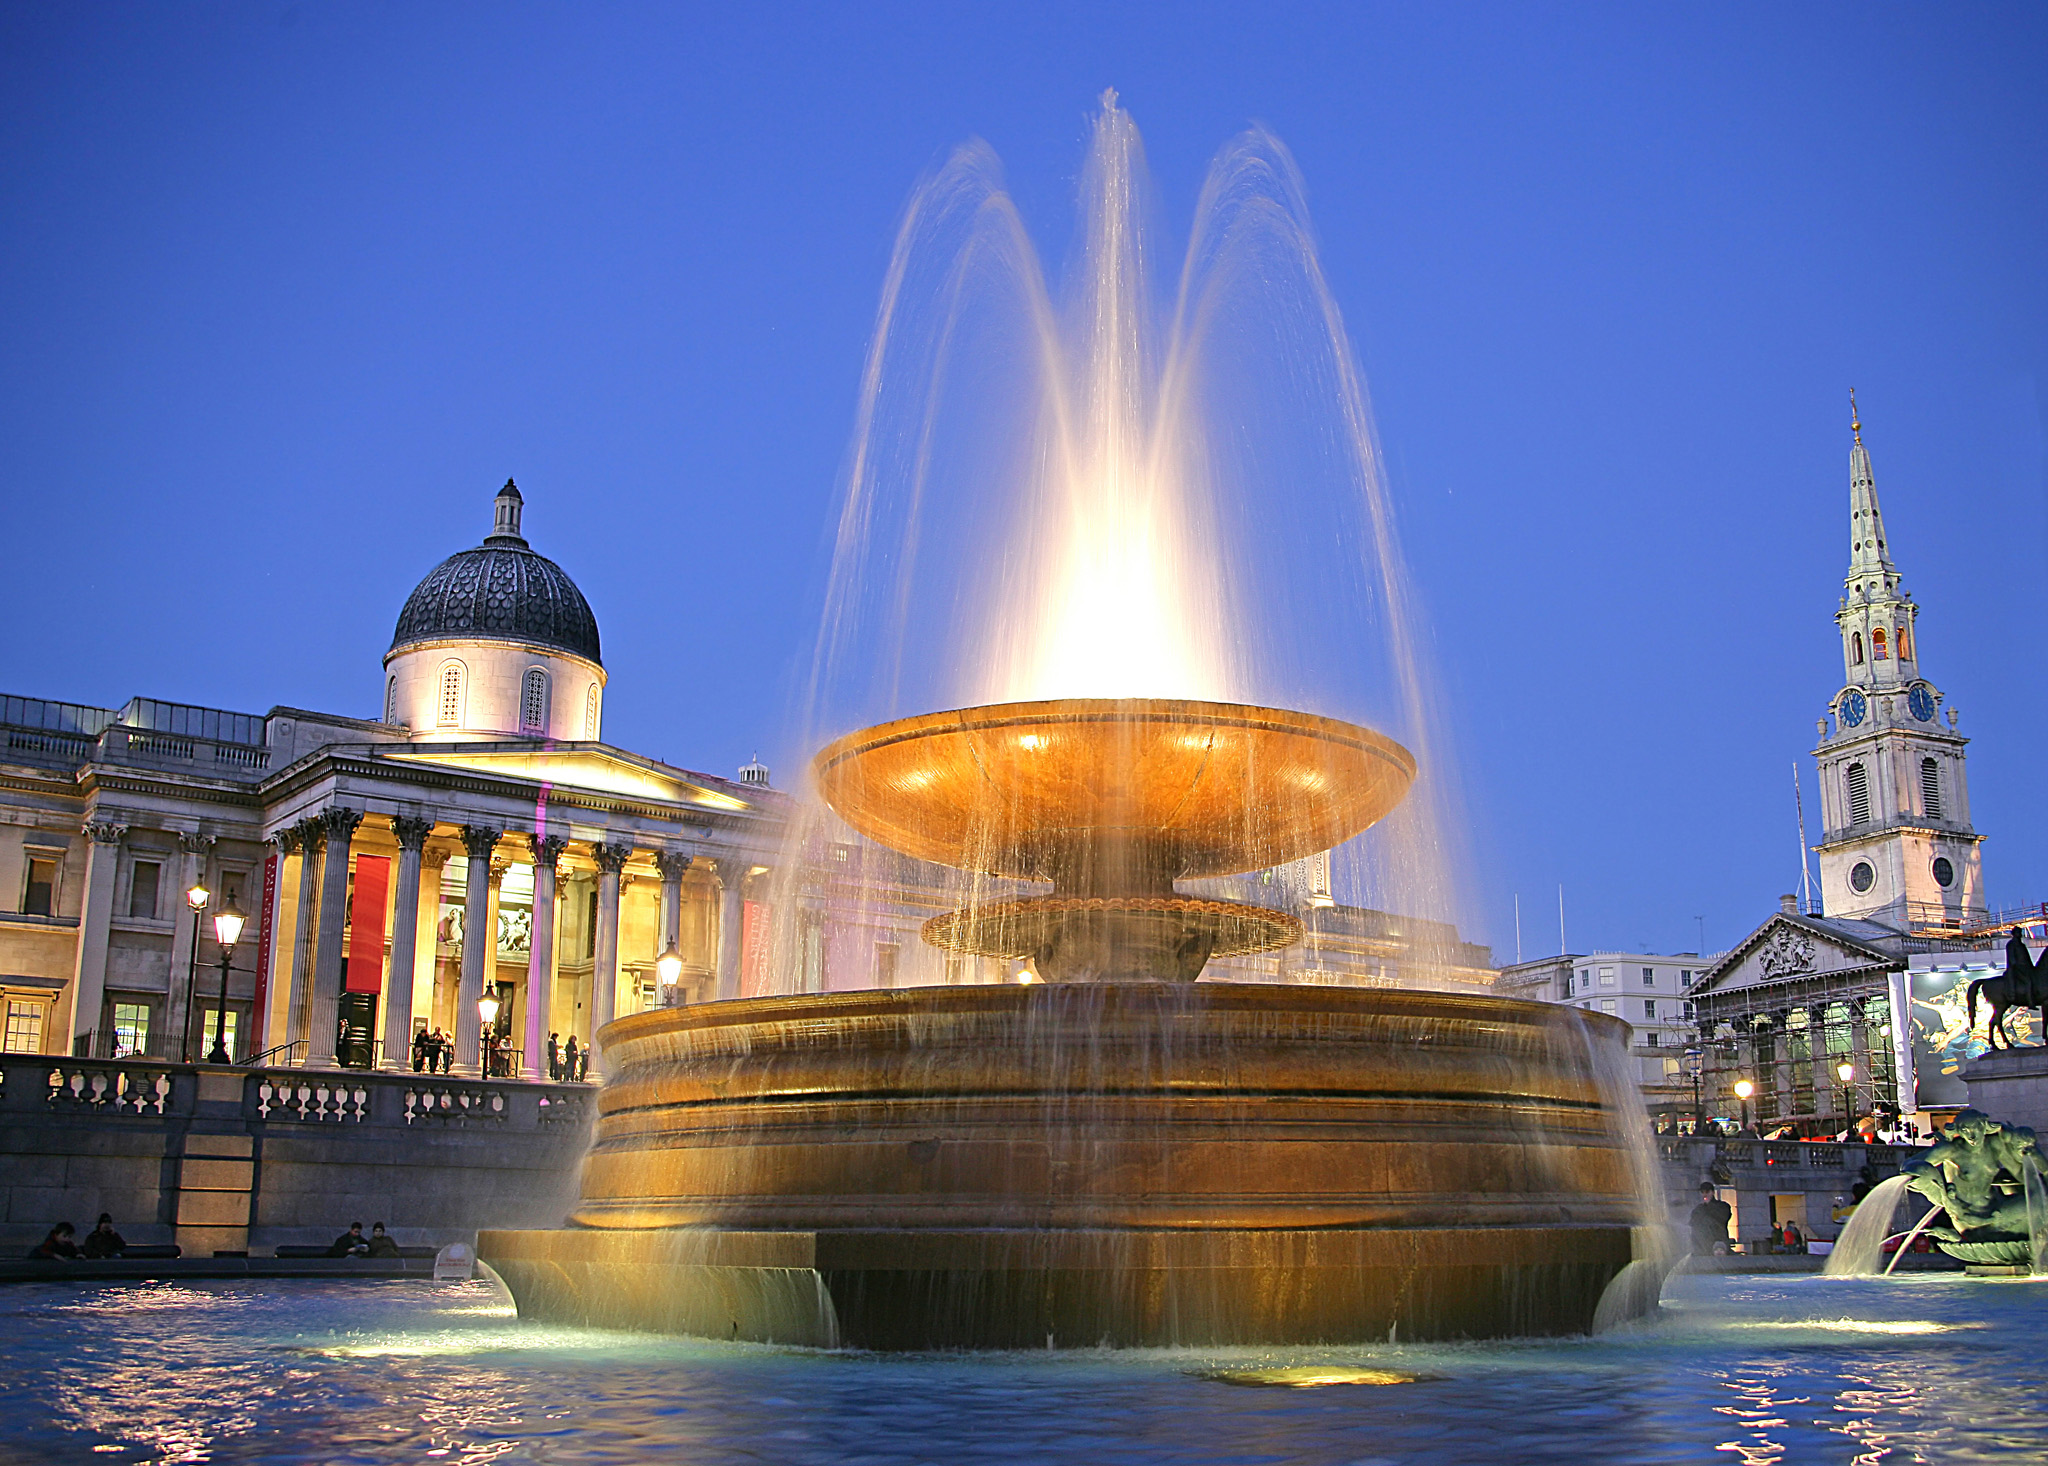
top-left (384, 675), bottom-right (398, 725)
top-left (1896, 624), bottom-right (1912, 661)
top-left (584, 683), bottom-right (599, 740)
top-left (1872, 628), bottom-right (1888, 660)
top-left (1846, 762), bottom-right (1870, 825)
top-left (438, 663), bottom-right (465, 728)
top-left (1851, 632), bottom-right (1864, 665)
top-left (521, 668), bottom-right (549, 734)
top-left (1920, 757), bottom-right (1942, 819)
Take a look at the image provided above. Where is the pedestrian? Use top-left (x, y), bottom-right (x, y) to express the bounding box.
top-left (27, 1222), bottom-right (80, 1260)
top-left (81, 1213), bottom-right (126, 1259)
top-left (365, 1222), bottom-right (401, 1258)
top-left (325, 1221), bottom-right (371, 1258)
top-left (1779, 1220), bottom-right (1805, 1254)
top-left (563, 1034), bottom-right (579, 1081)
top-left (547, 1031), bottom-right (561, 1081)
top-left (411, 1027), bottom-right (429, 1073)
top-left (434, 1028), bottom-right (452, 1074)
top-left (1688, 1183), bottom-right (1732, 1257)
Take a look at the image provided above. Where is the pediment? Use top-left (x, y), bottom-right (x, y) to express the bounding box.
top-left (377, 744), bottom-right (753, 810)
top-left (1693, 914), bottom-right (1899, 997)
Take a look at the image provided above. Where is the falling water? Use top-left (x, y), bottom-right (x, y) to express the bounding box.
top-left (1822, 1174), bottom-right (1914, 1277)
top-left (763, 92), bottom-right (1469, 993)
top-left (2024, 1158), bottom-right (2047, 1276)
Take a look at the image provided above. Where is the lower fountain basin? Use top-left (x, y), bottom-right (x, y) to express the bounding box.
top-left (482, 983), bottom-right (1646, 1347)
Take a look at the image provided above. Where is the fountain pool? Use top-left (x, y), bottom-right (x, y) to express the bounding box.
top-left (5, 1272), bottom-right (2047, 1463)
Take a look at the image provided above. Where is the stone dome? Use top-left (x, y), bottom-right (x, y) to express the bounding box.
top-left (389, 481), bottom-right (602, 666)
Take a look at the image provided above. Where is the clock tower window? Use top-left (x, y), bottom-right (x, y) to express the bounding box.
top-left (1896, 624), bottom-right (1912, 661)
top-left (1851, 633), bottom-right (1863, 665)
top-left (1920, 758), bottom-right (1941, 820)
top-left (1872, 628), bottom-right (1887, 660)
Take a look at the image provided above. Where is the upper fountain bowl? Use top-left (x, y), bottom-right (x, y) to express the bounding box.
top-left (812, 697), bottom-right (1415, 886)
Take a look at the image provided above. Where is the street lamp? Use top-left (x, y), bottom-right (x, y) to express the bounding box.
top-left (655, 944), bottom-right (684, 1006)
top-left (1733, 1077), bottom-right (1756, 1135)
top-left (1836, 1060), bottom-right (1857, 1129)
top-left (204, 896), bottom-right (245, 1064)
top-left (478, 992), bottom-right (501, 1076)
top-left (181, 880), bottom-right (210, 1061)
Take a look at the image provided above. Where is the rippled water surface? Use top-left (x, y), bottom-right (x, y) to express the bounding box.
top-left (1, 1271), bottom-right (2044, 1464)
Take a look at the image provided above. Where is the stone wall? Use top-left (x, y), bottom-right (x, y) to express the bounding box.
top-left (0, 1055), bottom-right (592, 1255)
top-left (1656, 1135), bottom-right (1913, 1246)
top-left (1964, 1047), bottom-right (2048, 1136)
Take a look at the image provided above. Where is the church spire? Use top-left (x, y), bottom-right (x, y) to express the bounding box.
top-left (1846, 390), bottom-right (1895, 582)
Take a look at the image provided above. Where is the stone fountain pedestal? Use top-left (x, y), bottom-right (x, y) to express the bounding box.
top-left (479, 982), bottom-right (1645, 1348)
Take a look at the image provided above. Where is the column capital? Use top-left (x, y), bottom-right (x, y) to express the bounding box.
top-left (488, 858), bottom-right (513, 888)
top-left (710, 855), bottom-right (755, 883)
top-left (391, 814), bottom-right (436, 852)
top-left (320, 806), bottom-right (365, 842)
top-left (593, 841), bottom-right (634, 876)
top-left (461, 824), bottom-right (503, 861)
top-left (533, 833), bottom-right (570, 873)
top-left (655, 849), bottom-right (695, 882)
top-left (178, 830), bottom-right (217, 856)
top-left (272, 826), bottom-right (302, 857)
top-left (83, 820), bottom-right (127, 846)
top-left (293, 815), bottom-right (326, 849)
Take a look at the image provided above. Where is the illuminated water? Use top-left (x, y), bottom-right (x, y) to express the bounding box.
top-left (7, 1273), bottom-right (2047, 1464)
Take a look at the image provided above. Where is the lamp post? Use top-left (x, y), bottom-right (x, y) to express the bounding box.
top-left (655, 945), bottom-right (684, 1008)
top-left (1683, 1046), bottom-right (1705, 1136)
top-left (1836, 1060), bottom-right (1857, 1130)
top-left (181, 880), bottom-right (210, 1061)
top-left (206, 895), bottom-right (246, 1064)
top-left (1733, 1077), bottom-right (1756, 1135)
top-left (478, 992), bottom-right (501, 1076)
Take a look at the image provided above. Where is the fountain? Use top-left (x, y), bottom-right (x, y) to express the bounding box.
top-left (479, 97), bottom-right (1652, 1346)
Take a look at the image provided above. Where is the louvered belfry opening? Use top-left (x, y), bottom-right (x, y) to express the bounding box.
top-left (1846, 762), bottom-right (1870, 825)
top-left (1920, 757), bottom-right (1942, 819)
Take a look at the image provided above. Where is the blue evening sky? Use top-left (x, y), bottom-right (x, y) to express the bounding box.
top-left (2, 4), bottom-right (2042, 961)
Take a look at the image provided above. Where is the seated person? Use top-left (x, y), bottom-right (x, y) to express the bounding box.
top-left (326, 1221), bottom-right (371, 1257)
top-left (80, 1214), bottom-right (126, 1259)
top-left (27, 1222), bottom-right (80, 1259)
top-left (365, 1222), bottom-right (401, 1258)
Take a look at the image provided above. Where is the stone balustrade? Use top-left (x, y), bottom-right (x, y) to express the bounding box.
top-left (0, 1053), bottom-right (591, 1257)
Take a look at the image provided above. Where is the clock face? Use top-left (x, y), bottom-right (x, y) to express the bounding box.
top-left (1841, 691), bottom-right (1867, 728)
top-left (1908, 685), bottom-right (1936, 722)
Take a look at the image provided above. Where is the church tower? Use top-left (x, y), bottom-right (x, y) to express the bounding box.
top-left (1812, 397), bottom-right (1983, 927)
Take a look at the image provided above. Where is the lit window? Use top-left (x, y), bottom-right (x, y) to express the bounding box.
top-left (1896, 624), bottom-right (1912, 660)
top-left (1872, 628), bottom-right (1888, 660)
top-left (522, 669), bottom-right (549, 734)
top-left (1846, 763), bottom-right (1870, 825)
top-left (129, 860), bottom-right (161, 920)
top-left (1920, 757), bottom-right (1942, 820)
top-left (439, 664), bottom-right (464, 727)
top-left (199, 1009), bottom-right (239, 1061)
top-left (3, 1000), bottom-right (44, 1053)
top-left (112, 1002), bottom-right (151, 1057)
top-left (1599, 966), bottom-right (1615, 986)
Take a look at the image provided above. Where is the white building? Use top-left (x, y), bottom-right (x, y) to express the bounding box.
top-left (1496, 951), bottom-right (1709, 1119)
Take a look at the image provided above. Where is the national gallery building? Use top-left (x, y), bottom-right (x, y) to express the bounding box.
top-left (0, 481), bottom-right (1493, 1078)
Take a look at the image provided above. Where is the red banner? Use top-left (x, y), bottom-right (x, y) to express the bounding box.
top-left (252, 850), bottom-right (279, 1044)
top-left (346, 855), bottom-right (390, 995)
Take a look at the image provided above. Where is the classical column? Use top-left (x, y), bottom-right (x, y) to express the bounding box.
top-left (655, 849), bottom-right (692, 993)
top-left (308, 806), bottom-right (364, 1067)
top-left (711, 857), bottom-right (749, 1001)
top-left (454, 825), bottom-right (501, 1076)
top-left (284, 816), bottom-right (324, 1060)
top-left (69, 820), bottom-right (127, 1055)
top-left (380, 815), bottom-right (436, 1070)
top-left (165, 831), bottom-right (215, 1061)
top-left (589, 842), bottom-right (633, 1070)
top-left (257, 825), bottom-right (301, 1057)
top-left (522, 833), bottom-right (569, 1079)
